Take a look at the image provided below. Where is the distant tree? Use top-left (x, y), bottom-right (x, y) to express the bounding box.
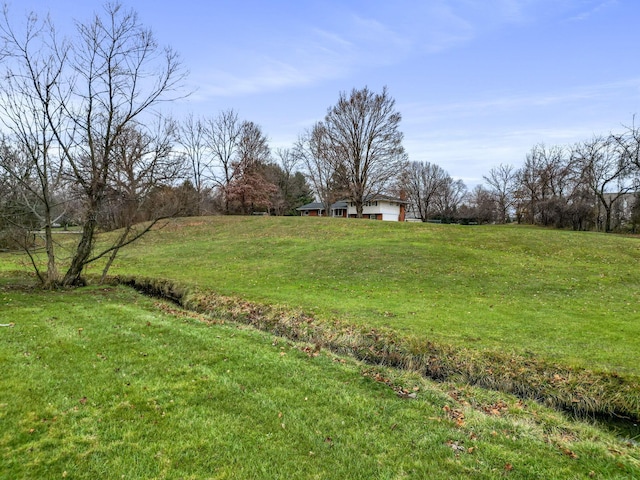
top-left (226, 121), bottom-right (276, 214)
top-left (205, 109), bottom-right (242, 214)
top-left (177, 114), bottom-right (209, 214)
top-left (273, 148), bottom-right (297, 214)
top-left (265, 149), bottom-right (313, 215)
top-left (402, 161), bottom-right (449, 222)
top-left (320, 86), bottom-right (408, 217)
top-left (294, 124), bottom-right (339, 214)
top-left (572, 136), bottom-right (634, 232)
top-left (435, 177), bottom-right (466, 222)
top-left (610, 119), bottom-right (640, 173)
top-left (464, 185), bottom-right (496, 224)
top-left (286, 171), bottom-right (314, 213)
top-left (514, 144), bottom-right (578, 227)
top-left (142, 181), bottom-right (202, 219)
top-left (483, 164), bottom-right (516, 224)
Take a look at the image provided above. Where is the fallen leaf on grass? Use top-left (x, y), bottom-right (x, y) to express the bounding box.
top-left (443, 405), bottom-right (466, 426)
top-left (396, 390), bottom-right (417, 399)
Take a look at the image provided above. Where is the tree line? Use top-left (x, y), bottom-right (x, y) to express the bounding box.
top-left (392, 126), bottom-right (640, 231)
top-left (479, 128), bottom-right (640, 232)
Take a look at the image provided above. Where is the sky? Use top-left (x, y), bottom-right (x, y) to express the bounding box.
top-left (9, 0), bottom-right (640, 187)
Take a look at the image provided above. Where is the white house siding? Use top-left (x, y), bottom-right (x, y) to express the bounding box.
top-left (346, 201), bottom-right (401, 221)
top-left (377, 203), bottom-right (402, 221)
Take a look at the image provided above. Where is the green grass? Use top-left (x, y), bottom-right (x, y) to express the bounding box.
top-left (3, 216), bottom-right (639, 416)
top-left (84, 216), bottom-right (640, 376)
top-left (1, 277), bottom-right (639, 478)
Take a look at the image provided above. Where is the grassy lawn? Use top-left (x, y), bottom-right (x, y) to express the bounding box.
top-left (81, 216), bottom-right (640, 376)
top-left (1, 277), bottom-right (638, 478)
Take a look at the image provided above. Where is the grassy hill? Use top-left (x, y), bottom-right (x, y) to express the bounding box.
top-left (1, 216), bottom-right (639, 477)
top-left (104, 216), bottom-right (640, 375)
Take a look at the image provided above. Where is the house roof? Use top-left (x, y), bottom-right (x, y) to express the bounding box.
top-left (299, 195), bottom-right (408, 212)
top-left (368, 194), bottom-right (409, 204)
top-left (296, 202), bottom-right (325, 211)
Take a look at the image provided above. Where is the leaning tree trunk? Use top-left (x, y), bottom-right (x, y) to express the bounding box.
top-left (63, 213), bottom-right (98, 286)
top-left (100, 225), bottom-right (131, 284)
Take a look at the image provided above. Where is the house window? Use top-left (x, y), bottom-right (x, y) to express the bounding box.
top-left (369, 214), bottom-right (377, 220)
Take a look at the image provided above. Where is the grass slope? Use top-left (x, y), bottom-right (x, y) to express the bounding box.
top-left (1, 278), bottom-right (638, 478)
top-left (99, 216), bottom-right (640, 376)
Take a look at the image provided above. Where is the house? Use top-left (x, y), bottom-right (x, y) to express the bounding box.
top-left (295, 202), bottom-right (326, 217)
top-left (297, 195), bottom-right (407, 222)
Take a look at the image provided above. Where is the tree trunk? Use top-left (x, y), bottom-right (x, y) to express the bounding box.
top-left (44, 224), bottom-right (59, 287)
top-left (63, 214), bottom-right (97, 286)
top-left (604, 205), bottom-right (612, 233)
top-left (100, 225), bottom-right (131, 284)
top-left (355, 200), bottom-right (363, 218)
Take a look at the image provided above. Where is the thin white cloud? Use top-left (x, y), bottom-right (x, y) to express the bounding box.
top-left (401, 77), bottom-right (640, 124)
top-left (189, 12), bottom-right (414, 99)
top-left (187, 1), bottom-right (580, 100)
top-left (568, 0), bottom-right (618, 21)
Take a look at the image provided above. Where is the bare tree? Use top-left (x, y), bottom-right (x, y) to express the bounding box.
top-left (610, 119), bottom-right (640, 174)
top-left (461, 185), bottom-right (496, 224)
top-left (483, 164), bottom-right (516, 224)
top-left (435, 177), bottom-right (467, 222)
top-left (294, 124), bottom-right (340, 214)
top-left (572, 136), bottom-right (635, 232)
top-left (0, 3), bottom-right (186, 286)
top-left (0, 138), bottom-right (45, 256)
top-left (205, 109), bottom-right (242, 214)
top-left (0, 10), bottom-right (69, 286)
top-left (268, 147), bottom-right (305, 215)
top-left (403, 161), bottom-right (449, 222)
top-left (320, 86), bottom-right (407, 217)
top-left (274, 146), bottom-right (298, 195)
top-left (98, 118), bottom-right (184, 282)
top-left (515, 144), bottom-right (576, 226)
top-left (178, 114), bottom-right (209, 214)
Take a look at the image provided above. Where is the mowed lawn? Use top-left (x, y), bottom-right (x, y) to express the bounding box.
top-left (86, 216), bottom-right (640, 376)
top-left (1, 279), bottom-right (638, 478)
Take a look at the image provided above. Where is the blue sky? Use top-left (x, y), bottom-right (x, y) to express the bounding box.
top-left (12, 0), bottom-right (640, 186)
